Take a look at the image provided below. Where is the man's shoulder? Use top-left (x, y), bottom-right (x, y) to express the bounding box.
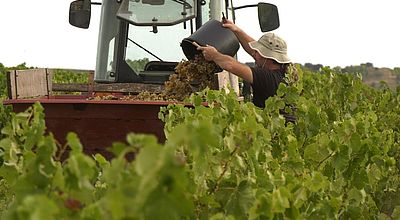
top-left (250, 66), bottom-right (282, 79)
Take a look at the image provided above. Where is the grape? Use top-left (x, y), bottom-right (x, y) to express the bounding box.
top-left (88, 55), bottom-right (218, 102)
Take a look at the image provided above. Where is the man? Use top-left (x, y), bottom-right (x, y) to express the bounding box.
top-left (195, 19), bottom-right (293, 109)
top-left (196, 19), bottom-right (297, 123)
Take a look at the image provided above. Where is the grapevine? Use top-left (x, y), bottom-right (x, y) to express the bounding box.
top-left (0, 66), bottom-right (399, 219)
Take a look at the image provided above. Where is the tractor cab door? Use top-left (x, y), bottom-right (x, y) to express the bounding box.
top-left (95, 0), bottom-right (197, 83)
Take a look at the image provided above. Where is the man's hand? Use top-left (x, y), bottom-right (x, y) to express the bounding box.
top-left (193, 42), bottom-right (219, 61)
top-left (221, 19), bottom-right (240, 33)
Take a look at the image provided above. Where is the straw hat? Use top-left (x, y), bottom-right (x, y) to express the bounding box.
top-left (249, 33), bottom-right (290, 63)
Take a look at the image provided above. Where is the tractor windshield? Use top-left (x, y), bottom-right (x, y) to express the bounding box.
top-left (119, 0), bottom-right (200, 73)
top-left (125, 25), bottom-right (191, 68)
top-left (117, 0), bottom-right (196, 26)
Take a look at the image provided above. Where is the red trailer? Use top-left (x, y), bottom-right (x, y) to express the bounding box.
top-left (3, 95), bottom-right (170, 158)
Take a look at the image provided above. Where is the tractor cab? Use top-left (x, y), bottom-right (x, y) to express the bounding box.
top-left (69, 0), bottom-right (280, 85)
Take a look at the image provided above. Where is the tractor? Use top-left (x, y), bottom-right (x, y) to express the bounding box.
top-left (4, 0), bottom-right (279, 158)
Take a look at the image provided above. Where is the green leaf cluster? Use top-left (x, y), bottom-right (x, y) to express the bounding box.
top-left (52, 69), bottom-right (89, 84)
top-left (0, 67), bottom-right (399, 219)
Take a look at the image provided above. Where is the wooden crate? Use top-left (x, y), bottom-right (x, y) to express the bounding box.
top-left (7, 68), bottom-right (52, 99)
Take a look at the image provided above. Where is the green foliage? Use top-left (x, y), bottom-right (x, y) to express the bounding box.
top-left (393, 67), bottom-right (400, 75)
top-left (301, 62), bottom-right (400, 90)
top-left (0, 67), bottom-right (399, 219)
top-left (126, 58), bottom-right (150, 72)
top-left (0, 179), bottom-right (12, 215)
top-left (52, 69), bottom-right (88, 84)
top-left (0, 63), bottom-right (7, 98)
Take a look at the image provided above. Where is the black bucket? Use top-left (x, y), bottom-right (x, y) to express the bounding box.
top-left (181, 20), bottom-right (240, 60)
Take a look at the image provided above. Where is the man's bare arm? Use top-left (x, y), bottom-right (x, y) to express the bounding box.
top-left (196, 44), bottom-right (253, 83)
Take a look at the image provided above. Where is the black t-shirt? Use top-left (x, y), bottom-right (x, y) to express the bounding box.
top-left (250, 66), bottom-right (285, 108)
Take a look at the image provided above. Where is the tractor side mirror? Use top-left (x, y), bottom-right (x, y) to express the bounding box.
top-left (258, 3), bottom-right (280, 32)
top-left (69, 0), bottom-right (92, 29)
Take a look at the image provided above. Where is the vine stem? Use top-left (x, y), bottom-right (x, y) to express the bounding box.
top-left (54, 140), bottom-right (67, 162)
top-left (211, 145), bottom-right (239, 194)
top-left (317, 151), bottom-right (335, 170)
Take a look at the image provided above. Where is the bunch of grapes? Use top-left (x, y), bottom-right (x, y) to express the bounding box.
top-left (87, 95), bottom-right (119, 101)
top-left (120, 92), bottom-right (170, 101)
top-left (162, 55), bottom-right (218, 101)
top-left (87, 55), bottom-right (219, 102)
